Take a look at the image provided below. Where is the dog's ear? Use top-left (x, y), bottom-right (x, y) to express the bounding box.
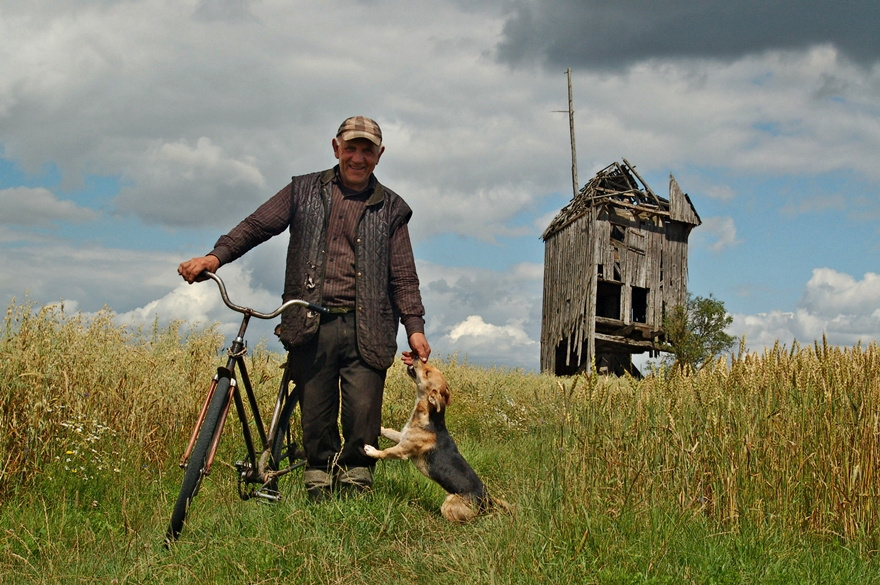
top-left (440, 384), bottom-right (451, 407)
top-left (428, 385), bottom-right (450, 412)
top-left (427, 390), bottom-right (442, 413)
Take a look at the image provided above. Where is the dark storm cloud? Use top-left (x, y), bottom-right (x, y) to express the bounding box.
top-left (496, 0), bottom-right (880, 69)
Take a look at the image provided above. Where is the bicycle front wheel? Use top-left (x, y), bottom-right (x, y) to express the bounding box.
top-left (166, 375), bottom-right (231, 543)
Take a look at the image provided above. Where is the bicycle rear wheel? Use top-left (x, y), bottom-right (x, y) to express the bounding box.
top-left (166, 376), bottom-right (231, 543)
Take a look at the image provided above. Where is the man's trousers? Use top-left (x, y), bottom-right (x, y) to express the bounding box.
top-left (286, 310), bottom-right (386, 474)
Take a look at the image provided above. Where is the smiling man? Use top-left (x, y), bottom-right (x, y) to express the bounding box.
top-left (332, 116), bottom-right (384, 190)
top-left (178, 116), bottom-right (431, 500)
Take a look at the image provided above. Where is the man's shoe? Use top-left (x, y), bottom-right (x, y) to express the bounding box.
top-left (306, 485), bottom-right (332, 502)
top-left (336, 466), bottom-right (373, 496)
top-left (304, 468), bottom-right (333, 502)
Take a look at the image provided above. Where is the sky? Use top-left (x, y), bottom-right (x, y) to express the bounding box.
top-left (2, 0), bottom-right (880, 371)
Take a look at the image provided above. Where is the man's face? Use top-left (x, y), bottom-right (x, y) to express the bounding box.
top-left (332, 136), bottom-right (384, 191)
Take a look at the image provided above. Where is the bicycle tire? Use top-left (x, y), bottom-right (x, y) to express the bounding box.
top-left (166, 376), bottom-right (231, 543)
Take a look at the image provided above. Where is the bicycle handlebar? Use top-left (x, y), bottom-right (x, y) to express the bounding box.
top-left (199, 271), bottom-right (329, 319)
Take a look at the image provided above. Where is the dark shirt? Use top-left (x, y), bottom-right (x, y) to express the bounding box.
top-left (322, 178), bottom-right (370, 309)
top-left (209, 170), bottom-right (425, 337)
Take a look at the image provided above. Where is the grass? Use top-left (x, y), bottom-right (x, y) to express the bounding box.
top-left (2, 299), bottom-right (880, 583)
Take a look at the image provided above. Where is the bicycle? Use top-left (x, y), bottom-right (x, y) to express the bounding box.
top-left (165, 271), bottom-right (328, 543)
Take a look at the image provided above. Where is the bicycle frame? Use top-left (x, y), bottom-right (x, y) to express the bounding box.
top-left (177, 271), bottom-right (328, 501)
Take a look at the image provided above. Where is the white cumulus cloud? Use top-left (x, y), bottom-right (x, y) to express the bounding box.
top-left (0, 187), bottom-right (99, 226)
top-left (448, 315), bottom-right (535, 346)
top-left (154, 137), bottom-right (265, 188)
top-left (731, 268), bottom-right (880, 350)
top-left (118, 263), bottom-right (282, 341)
top-left (692, 216), bottom-right (741, 253)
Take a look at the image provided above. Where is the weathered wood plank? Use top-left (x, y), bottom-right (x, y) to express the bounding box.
top-left (669, 174), bottom-right (701, 226)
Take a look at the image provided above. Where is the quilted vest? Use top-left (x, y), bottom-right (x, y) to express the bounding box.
top-left (279, 169), bottom-right (412, 370)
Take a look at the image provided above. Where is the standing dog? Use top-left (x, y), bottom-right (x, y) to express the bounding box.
top-left (364, 360), bottom-right (506, 522)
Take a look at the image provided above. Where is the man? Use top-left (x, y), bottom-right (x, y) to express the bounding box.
top-left (178, 116), bottom-right (431, 500)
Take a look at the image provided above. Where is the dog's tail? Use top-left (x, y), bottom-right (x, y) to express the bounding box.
top-left (440, 493), bottom-right (512, 523)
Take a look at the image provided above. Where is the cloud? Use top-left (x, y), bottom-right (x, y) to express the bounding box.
top-left (574, 49), bottom-right (880, 180)
top-left (117, 262), bottom-right (282, 341)
top-left (496, 0), bottom-right (880, 70)
top-left (0, 187), bottom-right (99, 225)
top-left (193, 0), bottom-right (259, 23)
top-left (0, 0), bottom-right (568, 240)
top-left (3, 1), bottom-right (880, 243)
top-left (674, 173), bottom-right (737, 202)
top-left (731, 268), bottom-right (880, 349)
top-left (402, 183), bottom-right (540, 244)
top-left (441, 315), bottom-right (536, 366)
top-left (701, 184), bottom-right (737, 203)
top-left (0, 239), bottom-right (182, 314)
top-left (0, 231), bottom-right (295, 347)
top-left (0, 226), bottom-right (57, 245)
top-left (114, 255), bottom-right (546, 367)
top-left (780, 192), bottom-right (846, 217)
top-left (115, 137), bottom-right (267, 226)
top-left (800, 268), bottom-right (880, 318)
top-left (154, 138), bottom-right (265, 187)
top-left (449, 314), bottom-right (535, 345)
top-left (691, 216), bottom-right (740, 252)
top-left (412, 260), bottom-right (544, 369)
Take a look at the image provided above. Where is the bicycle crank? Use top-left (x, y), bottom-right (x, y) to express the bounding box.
top-left (235, 459), bottom-right (281, 502)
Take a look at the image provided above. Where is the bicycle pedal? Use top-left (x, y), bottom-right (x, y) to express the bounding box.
top-left (253, 488), bottom-right (281, 503)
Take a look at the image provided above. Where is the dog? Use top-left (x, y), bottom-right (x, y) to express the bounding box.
top-left (364, 359), bottom-right (507, 522)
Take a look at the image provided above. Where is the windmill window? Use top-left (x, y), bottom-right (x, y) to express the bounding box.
top-left (596, 281), bottom-right (622, 320)
top-left (632, 286), bottom-right (649, 323)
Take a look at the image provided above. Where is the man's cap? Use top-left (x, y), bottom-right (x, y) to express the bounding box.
top-left (336, 116), bottom-right (382, 147)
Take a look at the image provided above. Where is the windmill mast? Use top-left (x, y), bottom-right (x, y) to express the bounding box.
top-left (566, 68), bottom-right (578, 199)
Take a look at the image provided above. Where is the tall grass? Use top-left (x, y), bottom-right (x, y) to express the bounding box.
top-left (551, 338), bottom-right (880, 543)
top-left (1, 298), bottom-right (227, 498)
top-left (2, 299), bottom-right (880, 583)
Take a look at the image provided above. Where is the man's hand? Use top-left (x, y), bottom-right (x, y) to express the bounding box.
top-left (402, 332), bottom-right (431, 366)
top-left (178, 255), bottom-right (220, 284)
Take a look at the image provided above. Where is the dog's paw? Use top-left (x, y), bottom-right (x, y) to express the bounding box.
top-left (363, 444), bottom-right (380, 458)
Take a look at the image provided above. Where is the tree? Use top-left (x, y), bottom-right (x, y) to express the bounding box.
top-left (662, 293), bottom-right (737, 372)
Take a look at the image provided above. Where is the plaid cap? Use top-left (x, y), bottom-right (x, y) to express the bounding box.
top-left (336, 116), bottom-right (382, 147)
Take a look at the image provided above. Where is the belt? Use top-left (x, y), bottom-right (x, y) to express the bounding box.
top-left (326, 307), bottom-right (355, 314)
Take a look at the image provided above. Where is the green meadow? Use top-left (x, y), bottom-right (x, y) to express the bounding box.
top-left (2, 299), bottom-right (880, 584)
